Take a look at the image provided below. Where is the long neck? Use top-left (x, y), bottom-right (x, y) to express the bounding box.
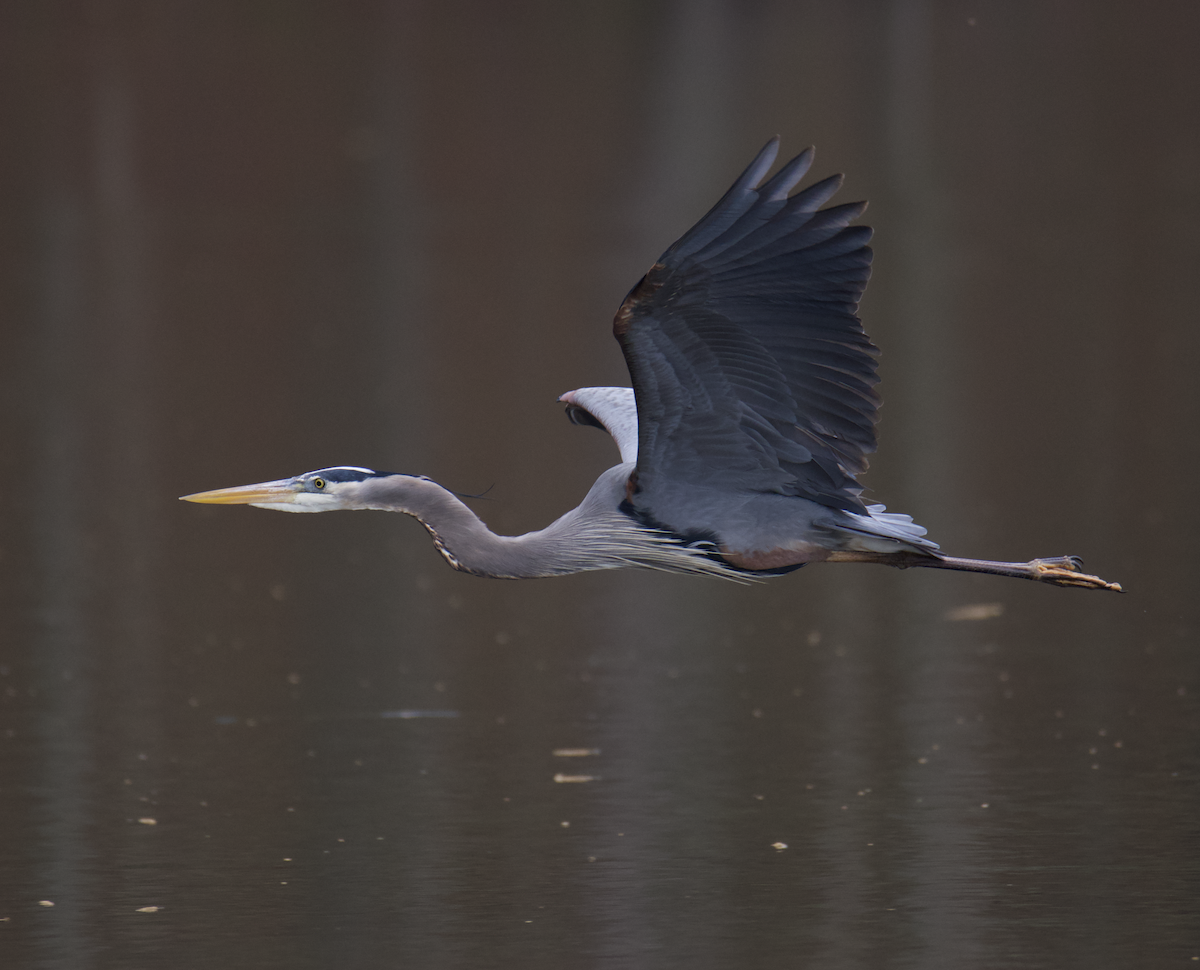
top-left (353, 471), bottom-right (750, 581)
top-left (353, 474), bottom-right (625, 579)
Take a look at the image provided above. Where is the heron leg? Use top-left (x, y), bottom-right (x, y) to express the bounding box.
top-left (912, 553), bottom-right (1123, 591)
top-left (826, 550), bottom-right (1123, 591)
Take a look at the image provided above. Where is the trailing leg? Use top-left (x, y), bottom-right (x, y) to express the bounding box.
top-left (828, 549), bottom-right (1123, 591)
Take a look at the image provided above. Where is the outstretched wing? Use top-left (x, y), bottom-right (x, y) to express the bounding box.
top-left (614, 137), bottom-right (879, 514)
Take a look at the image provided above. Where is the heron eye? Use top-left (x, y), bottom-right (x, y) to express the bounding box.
top-left (313, 478), bottom-right (326, 490)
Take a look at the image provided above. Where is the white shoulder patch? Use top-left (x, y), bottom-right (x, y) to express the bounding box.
top-left (558, 386), bottom-right (638, 463)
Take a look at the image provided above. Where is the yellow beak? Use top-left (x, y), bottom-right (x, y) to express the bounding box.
top-left (179, 479), bottom-right (302, 505)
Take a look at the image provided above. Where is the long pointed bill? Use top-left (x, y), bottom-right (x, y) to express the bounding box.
top-left (179, 479), bottom-right (303, 507)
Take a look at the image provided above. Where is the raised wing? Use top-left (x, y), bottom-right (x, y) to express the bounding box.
top-left (558, 386), bottom-right (639, 464)
top-left (614, 137), bottom-right (879, 514)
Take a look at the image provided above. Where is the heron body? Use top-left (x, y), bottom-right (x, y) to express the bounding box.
top-left (183, 139), bottom-right (1121, 592)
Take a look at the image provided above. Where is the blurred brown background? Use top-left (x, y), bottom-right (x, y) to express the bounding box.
top-left (1, 2), bottom-right (1197, 968)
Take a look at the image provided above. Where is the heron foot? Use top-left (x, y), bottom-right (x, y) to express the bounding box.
top-left (1030, 556), bottom-right (1124, 592)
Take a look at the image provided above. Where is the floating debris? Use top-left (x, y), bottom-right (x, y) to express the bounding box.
top-left (379, 710), bottom-right (459, 719)
top-left (771, 842), bottom-right (788, 851)
top-left (137, 818), bottom-right (157, 826)
top-left (944, 602), bottom-right (1004, 622)
top-left (552, 748), bottom-right (599, 758)
top-left (554, 774), bottom-right (596, 783)
top-left (135, 906), bottom-right (160, 913)
top-left (38, 900), bottom-right (54, 908)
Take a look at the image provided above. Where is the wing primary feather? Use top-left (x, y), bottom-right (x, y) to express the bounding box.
top-left (783, 173), bottom-right (845, 213)
top-left (660, 137), bottom-right (781, 261)
top-left (758, 146), bottom-right (814, 201)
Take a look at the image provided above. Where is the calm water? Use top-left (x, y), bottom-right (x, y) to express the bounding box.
top-left (2, 3), bottom-right (1198, 968)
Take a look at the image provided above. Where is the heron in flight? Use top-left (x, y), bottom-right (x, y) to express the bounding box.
top-left (182, 139), bottom-right (1121, 592)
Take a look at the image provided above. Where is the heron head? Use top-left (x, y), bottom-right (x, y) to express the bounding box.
top-left (180, 466), bottom-right (402, 512)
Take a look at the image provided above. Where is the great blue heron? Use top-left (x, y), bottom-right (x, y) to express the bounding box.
top-left (182, 139), bottom-right (1121, 592)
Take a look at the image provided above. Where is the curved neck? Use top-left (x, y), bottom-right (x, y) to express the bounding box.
top-left (351, 475), bottom-right (608, 578)
top-left (349, 469), bottom-right (747, 581)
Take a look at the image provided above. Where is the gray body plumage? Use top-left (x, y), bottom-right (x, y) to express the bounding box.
top-left (560, 384), bottom-right (934, 573)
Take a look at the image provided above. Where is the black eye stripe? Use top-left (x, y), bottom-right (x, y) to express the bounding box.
top-left (313, 467), bottom-right (377, 483)
top-left (307, 467), bottom-right (409, 484)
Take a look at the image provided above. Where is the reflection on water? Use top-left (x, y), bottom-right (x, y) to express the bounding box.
top-left (3, 593), bottom-right (1196, 968)
top-left (2, 3), bottom-right (1198, 968)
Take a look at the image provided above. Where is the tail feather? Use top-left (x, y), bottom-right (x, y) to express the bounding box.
top-left (840, 504), bottom-right (939, 551)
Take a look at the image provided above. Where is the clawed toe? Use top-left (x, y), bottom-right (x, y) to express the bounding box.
top-left (1033, 559), bottom-right (1123, 592)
